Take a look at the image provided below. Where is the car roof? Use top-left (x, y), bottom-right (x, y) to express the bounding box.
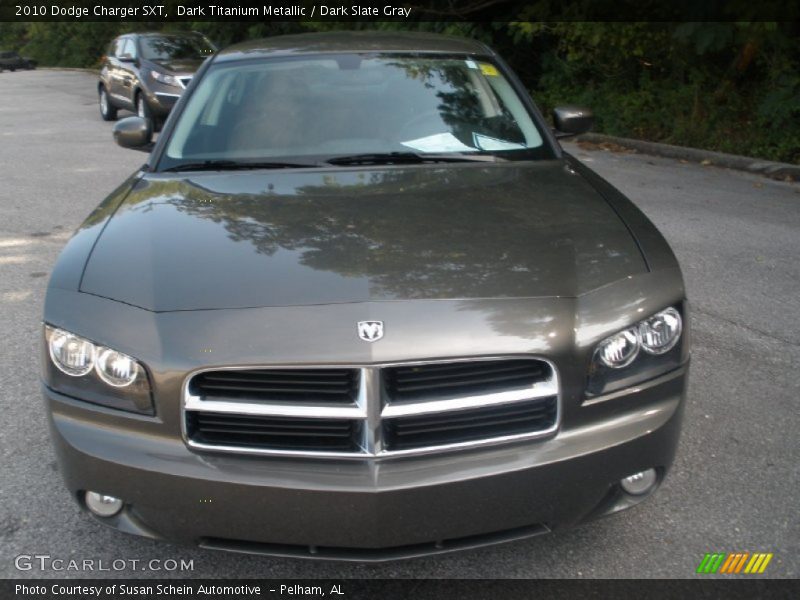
top-left (215, 31), bottom-right (494, 63)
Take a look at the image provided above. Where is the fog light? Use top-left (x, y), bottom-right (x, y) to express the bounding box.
top-left (85, 492), bottom-right (123, 517)
top-left (620, 469), bottom-right (657, 495)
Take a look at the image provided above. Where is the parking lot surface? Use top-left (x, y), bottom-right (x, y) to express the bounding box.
top-left (0, 70), bottom-right (797, 578)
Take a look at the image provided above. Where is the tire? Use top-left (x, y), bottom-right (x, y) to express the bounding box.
top-left (99, 86), bottom-right (117, 121)
top-left (136, 92), bottom-right (154, 132)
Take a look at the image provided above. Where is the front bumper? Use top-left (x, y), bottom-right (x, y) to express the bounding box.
top-left (145, 90), bottom-right (179, 117)
top-left (44, 365), bottom-right (686, 561)
top-left (142, 79), bottom-right (187, 117)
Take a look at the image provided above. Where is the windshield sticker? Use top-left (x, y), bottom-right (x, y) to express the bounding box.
top-left (401, 132), bottom-right (475, 153)
top-left (472, 133), bottom-right (526, 151)
top-left (465, 59), bottom-right (478, 70)
top-left (479, 63), bottom-right (499, 77)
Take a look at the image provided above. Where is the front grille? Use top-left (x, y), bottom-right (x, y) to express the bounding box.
top-left (184, 358), bottom-right (558, 457)
top-left (383, 397), bottom-right (557, 451)
top-left (384, 359), bottom-right (549, 402)
top-left (186, 411), bottom-right (362, 452)
top-left (189, 368), bottom-right (360, 404)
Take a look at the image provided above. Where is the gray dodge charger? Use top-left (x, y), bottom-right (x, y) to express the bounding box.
top-left (42, 32), bottom-right (689, 561)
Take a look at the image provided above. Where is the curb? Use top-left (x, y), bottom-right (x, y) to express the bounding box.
top-left (574, 133), bottom-right (799, 182)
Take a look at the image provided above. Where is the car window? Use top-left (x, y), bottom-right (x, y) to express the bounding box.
top-left (140, 36), bottom-right (215, 61)
top-left (119, 39), bottom-right (137, 59)
top-left (111, 38), bottom-right (126, 58)
top-left (163, 54), bottom-right (547, 166)
top-left (111, 38), bottom-right (124, 58)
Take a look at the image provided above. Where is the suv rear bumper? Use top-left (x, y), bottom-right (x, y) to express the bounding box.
top-left (44, 367), bottom-right (686, 561)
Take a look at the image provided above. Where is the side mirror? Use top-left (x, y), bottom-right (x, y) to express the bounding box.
top-left (117, 54), bottom-right (135, 63)
top-left (113, 116), bottom-right (152, 150)
top-left (552, 106), bottom-right (594, 138)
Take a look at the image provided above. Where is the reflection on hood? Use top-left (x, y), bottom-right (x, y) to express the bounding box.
top-left (79, 163), bottom-right (647, 311)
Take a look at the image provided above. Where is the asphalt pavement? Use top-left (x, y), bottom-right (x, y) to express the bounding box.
top-left (0, 70), bottom-right (797, 579)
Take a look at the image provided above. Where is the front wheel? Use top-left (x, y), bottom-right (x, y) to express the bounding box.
top-left (136, 93), bottom-right (154, 132)
top-left (99, 86), bottom-right (117, 121)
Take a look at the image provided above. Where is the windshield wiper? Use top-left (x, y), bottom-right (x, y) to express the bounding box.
top-left (324, 152), bottom-right (505, 166)
top-left (163, 159), bottom-right (319, 172)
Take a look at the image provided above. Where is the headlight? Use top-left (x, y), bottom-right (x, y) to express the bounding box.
top-left (48, 328), bottom-right (95, 376)
top-left (639, 307), bottom-right (682, 354)
top-left (150, 70), bottom-right (179, 86)
top-left (595, 327), bottom-right (639, 368)
top-left (44, 325), bottom-right (154, 415)
top-left (95, 347), bottom-right (141, 387)
top-left (587, 306), bottom-right (685, 397)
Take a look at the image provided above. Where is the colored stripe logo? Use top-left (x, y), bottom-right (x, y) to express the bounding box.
top-left (697, 552), bottom-right (773, 574)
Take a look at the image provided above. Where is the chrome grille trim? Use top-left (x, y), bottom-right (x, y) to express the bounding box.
top-left (184, 398), bottom-right (368, 419)
top-left (381, 378), bottom-right (557, 418)
top-left (182, 356), bottom-right (560, 459)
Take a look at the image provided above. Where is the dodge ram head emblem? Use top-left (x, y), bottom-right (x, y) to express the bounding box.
top-left (357, 321), bottom-right (384, 342)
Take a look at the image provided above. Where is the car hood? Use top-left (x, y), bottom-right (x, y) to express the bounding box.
top-left (79, 162), bottom-right (648, 312)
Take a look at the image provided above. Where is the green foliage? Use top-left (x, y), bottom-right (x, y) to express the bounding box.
top-left (513, 21), bottom-right (800, 164)
top-left (0, 20), bottom-right (797, 163)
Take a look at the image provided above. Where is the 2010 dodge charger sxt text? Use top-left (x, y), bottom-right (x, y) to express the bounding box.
top-left (42, 33), bottom-right (689, 561)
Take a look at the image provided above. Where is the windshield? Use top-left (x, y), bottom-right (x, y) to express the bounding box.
top-left (140, 35), bottom-right (215, 61)
top-left (161, 54), bottom-right (550, 168)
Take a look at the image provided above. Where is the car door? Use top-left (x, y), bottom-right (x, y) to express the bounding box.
top-left (100, 39), bottom-right (115, 94)
top-left (115, 38), bottom-right (138, 108)
top-left (104, 38), bottom-right (125, 102)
